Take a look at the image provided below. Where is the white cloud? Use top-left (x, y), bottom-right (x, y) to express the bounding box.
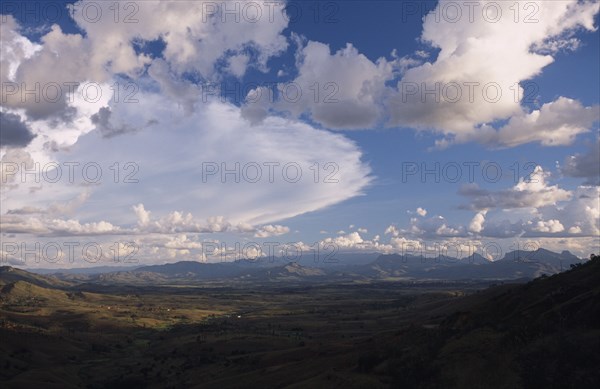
top-left (460, 181), bottom-right (598, 239)
top-left (68, 0), bottom-right (289, 79)
top-left (1, 84), bottom-right (372, 232)
top-left (397, 215), bottom-right (468, 239)
top-left (562, 139), bottom-right (600, 185)
top-left (0, 214), bottom-right (121, 236)
top-left (473, 98), bottom-right (599, 147)
top-left (532, 36), bottom-right (581, 55)
top-left (416, 207), bottom-right (427, 217)
top-left (387, 0), bottom-right (600, 147)
top-left (80, 97), bottom-right (371, 225)
top-left (268, 41), bottom-right (392, 129)
top-left (385, 225), bottom-right (400, 237)
top-left (460, 166), bottom-right (572, 210)
top-left (469, 211), bottom-right (487, 233)
top-left (320, 231), bottom-right (395, 253)
top-left (254, 224), bottom-right (290, 238)
top-left (163, 235), bottom-right (203, 250)
top-left (536, 186), bottom-right (600, 237)
top-left (531, 219), bottom-right (565, 233)
top-left (1, 1), bottom-right (289, 121)
top-left (227, 53), bottom-right (251, 78)
top-left (133, 204), bottom-right (151, 227)
top-left (131, 204), bottom-right (231, 234)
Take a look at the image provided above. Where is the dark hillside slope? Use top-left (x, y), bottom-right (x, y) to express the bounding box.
top-left (367, 255), bottom-right (600, 389)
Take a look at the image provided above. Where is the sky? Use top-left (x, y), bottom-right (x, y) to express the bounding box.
top-left (0, 0), bottom-right (599, 268)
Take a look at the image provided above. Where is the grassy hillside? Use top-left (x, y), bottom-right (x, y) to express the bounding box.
top-left (0, 267), bottom-right (72, 289)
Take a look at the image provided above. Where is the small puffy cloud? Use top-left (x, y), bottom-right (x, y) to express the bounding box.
top-left (226, 53), bottom-right (250, 78)
top-left (254, 224), bottom-right (290, 238)
top-left (562, 139), bottom-right (600, 185)
top-left (320, 232), bottom-right (394, 253)
top-left (531, 219), bottom-right (565, 233)
top-left (325, 231), bottom-right (363, 247)
top-left (469, 211), bottom-right (487, 233)
top-left (385, 225), bottom-right (400, 237)
top-left (163, 235), bottom-right (203, 250)
top-left (133, 204), bottom-right (151, 227)
top-left (416, 207), bottom-right (427, 217)
top-left (389, 236), bottom-right (424, 253)
top-left (409, 215), bottom-right (466, 238)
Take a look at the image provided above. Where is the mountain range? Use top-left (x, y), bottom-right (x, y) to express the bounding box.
top-left (14, 248), bottom-right (586, 285)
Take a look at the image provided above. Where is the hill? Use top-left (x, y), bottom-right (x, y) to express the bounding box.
top-left (0, 266), bottom-right (72, 289)
top-left (363, 254), bottom-right (600, 388)
top-left (0, 280), bottom-right (72, 305)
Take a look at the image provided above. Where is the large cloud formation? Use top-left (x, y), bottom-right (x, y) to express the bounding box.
top-left (254, 1), bottom-right (599, 146)
top-left (0, 1), bottom-right (371, 240)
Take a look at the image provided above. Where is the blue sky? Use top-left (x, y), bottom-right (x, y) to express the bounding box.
top-left (1, 1), bottom-right (599, 267)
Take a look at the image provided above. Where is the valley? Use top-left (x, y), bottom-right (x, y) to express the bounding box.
top-left (1, 253), bottom-right (599, 388)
